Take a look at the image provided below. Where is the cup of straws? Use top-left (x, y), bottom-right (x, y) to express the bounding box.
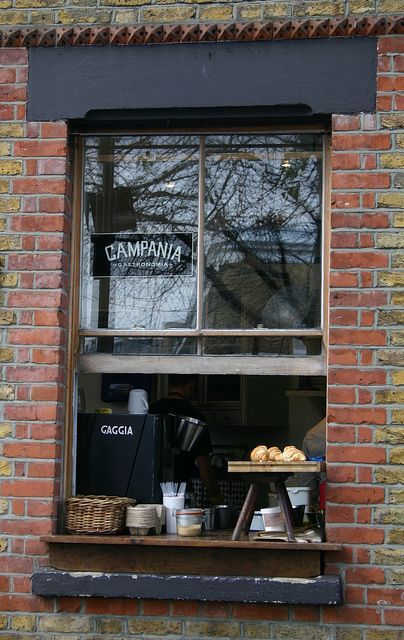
top-left (161, 482), bottom-right (186, 534)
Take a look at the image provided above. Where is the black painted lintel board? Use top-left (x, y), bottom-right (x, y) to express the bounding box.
top-left (28, 38), bottom-right (376, 121)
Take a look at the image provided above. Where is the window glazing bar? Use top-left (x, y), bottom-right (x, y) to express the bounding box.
top-left (196, 135), bottom-right (205, 353)
top-left (78, 328), bottom-right (323, 337)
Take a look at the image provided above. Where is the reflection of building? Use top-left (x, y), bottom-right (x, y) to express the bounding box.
top-left (1, 5), bottom-right (403, 638)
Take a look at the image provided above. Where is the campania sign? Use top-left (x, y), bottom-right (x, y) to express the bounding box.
top-left (91, 233), bottom-right (194, 277)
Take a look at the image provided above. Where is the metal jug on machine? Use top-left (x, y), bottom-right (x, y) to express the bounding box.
top-left (172, 415), bottom-right (207, 453)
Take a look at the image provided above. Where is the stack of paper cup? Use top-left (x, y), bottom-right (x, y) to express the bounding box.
top-left (126, 505), bottom-right (157, 535)
top-left (134, 504), bottom-right (165, 534)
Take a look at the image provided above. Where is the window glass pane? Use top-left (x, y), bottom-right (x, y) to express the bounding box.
top-left (202, 336), bottom-right (322, 356)
top-left (204, 134), bottom-right (323, 330)
top-left (82, 336), bottom-right (197, 356)
top-left (81, 135), bottom-right (199, 330)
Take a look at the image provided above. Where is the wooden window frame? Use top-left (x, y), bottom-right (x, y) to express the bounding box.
top-left (63, 126), bottom-right (331, 498)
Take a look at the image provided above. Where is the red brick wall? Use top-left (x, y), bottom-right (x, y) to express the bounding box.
top-left (0, 35), bottom-right (403, 637)
top-left (0, 46), bottom-right (71, 619)
top-left (326, 35), bottom-right (404, 632)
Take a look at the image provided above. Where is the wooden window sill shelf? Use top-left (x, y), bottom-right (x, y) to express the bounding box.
top-left (40, 533), bottom-right (341, 578)
top-left (41, 532), bottom-right (339, 551)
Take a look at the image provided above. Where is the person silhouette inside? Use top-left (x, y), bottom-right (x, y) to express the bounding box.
top-left (297, 417), bottom-right (326, 513)
top-left (149, 374), bottom-right (222, 505)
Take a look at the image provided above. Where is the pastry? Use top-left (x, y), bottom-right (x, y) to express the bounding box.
top-left (288, 451), bottom-right (306, 461)
top-left (250, 445), bottom-right (268, 462)
top-left (251, 443), bottom-right (306, 463)
top-left (283, 445), bottom-right (299, 457)
top-left (282, 445), bottom-right (306, 461)
top-left (267, 446), bottom-right (282, 461)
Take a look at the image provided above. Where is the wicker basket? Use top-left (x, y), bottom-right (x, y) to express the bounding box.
top-left (65, 495), bottom-right (136, 535)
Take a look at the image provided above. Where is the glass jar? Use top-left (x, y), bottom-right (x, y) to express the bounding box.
top-left (175, 508), bottom-right (204, 537)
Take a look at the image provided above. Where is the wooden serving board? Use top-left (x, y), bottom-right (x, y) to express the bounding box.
top-left (228, 461), bottom-right (325, 474)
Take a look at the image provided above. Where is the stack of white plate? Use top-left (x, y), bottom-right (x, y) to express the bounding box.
top-left (126, 505), bottom-right (164, 535)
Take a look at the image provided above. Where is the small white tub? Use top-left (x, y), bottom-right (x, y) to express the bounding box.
top-left (260, 507), bottom-right (285, 532)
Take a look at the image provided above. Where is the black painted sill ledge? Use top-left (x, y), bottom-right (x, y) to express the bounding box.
top-left (32, 570), bottom-right (343, 604)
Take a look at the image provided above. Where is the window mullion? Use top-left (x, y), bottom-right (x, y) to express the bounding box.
top-left (196, 135), bottom-right (206, 353)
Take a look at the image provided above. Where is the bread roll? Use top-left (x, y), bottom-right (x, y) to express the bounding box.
top-left (250, 445), bottom-right (268, 462)
top-left (273, 452), bottom-right (284, 461)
